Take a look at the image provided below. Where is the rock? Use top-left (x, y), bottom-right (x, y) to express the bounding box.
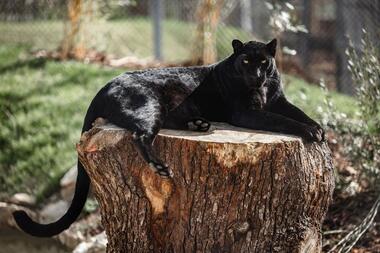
top-left (40, 200), bottom-right (69, 223)
top-left (58, 229), bottom-right (86, 250)
top-left (60, 165), bottom-right (77, 201)
top-left (9, 193), bottom-right (36, 206)
top-left (60, 165), bottom-right (77, 187)
top-left (72, 231), bottom-right (107, 253)
top-left (0, 202), bottom-right (37, 229)
top-left (56, 212), bottom-right (103, 250)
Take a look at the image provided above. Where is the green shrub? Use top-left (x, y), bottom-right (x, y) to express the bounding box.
top-left (321, 30), bottom-right (380, 189)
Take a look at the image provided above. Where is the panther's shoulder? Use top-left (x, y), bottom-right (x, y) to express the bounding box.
top-left (112, 65), bottom-right (213, 89)
top-left (127, 65), bottom-right (212, 79)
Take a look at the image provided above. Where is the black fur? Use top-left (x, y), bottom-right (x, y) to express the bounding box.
top-left (13, 39), bottom-right (324, 237)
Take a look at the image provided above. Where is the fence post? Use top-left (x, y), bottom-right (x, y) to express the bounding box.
top-left (151, 0), bottom-right (163, 61)
top-left (300, 0), bottom-right (311, 72)
top-left (240, 0), bottom-right (252, 33)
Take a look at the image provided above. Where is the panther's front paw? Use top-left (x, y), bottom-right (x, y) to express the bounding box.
top-left (149, 162), bottom-right (172, 178)
top-left (187, 118), bottom-right (210, 132)
top-left (302, 125), bottom-right (324, 142)
top-left (313, 124), bottom-right (325, 141)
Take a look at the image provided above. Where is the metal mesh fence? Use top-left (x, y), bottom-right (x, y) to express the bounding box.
top-left (0, 0), bottom-right (379, 93)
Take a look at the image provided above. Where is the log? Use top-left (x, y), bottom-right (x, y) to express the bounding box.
top-left (76, 120), bottom-right (335, 253)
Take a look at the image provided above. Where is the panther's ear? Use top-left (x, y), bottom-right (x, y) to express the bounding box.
top-left (232, 39), bottom-right (244, 53)
top-left (266, 38), bottom-right (277, 57)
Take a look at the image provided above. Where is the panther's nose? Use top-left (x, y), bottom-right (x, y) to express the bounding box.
top-left (256, 68), bottom-right (261, 78)
top-left (257, 76), bottom-right (266, 88)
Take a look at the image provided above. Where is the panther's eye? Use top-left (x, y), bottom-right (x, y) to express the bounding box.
top-left (261, 60), bottom-right (267, 64)
top-left (243, 59), bottom-right (249, 64)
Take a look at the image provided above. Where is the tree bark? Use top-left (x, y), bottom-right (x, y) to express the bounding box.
top-left (77, 120), bottom-right (334, 253)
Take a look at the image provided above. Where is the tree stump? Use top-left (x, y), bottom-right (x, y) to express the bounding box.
top-left (77, 120), bottom-right (334, 253)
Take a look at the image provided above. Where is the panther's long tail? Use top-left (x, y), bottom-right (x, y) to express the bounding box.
top-left (12, 160), bottom-right (90, 237)
top-left (12, 90), bottom-right (104, 237)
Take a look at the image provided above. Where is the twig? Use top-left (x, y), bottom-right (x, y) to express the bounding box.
top-left (327, 192), bottom-right (380, 253)
top-left (323, 230), bottom-right (347, 235)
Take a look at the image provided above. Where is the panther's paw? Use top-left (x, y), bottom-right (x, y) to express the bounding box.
top-left (149, 162), bottom-right (172, 178)
top-left (313, 124), bottom-right (326, 142)
top-left (303, 125), bottom-right (324, 142)
top-left (187, 118), bottom-right (210, 132)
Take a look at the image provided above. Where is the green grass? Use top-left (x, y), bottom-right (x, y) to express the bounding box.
top-left (0, 18), bottom-right (252, 62)
top-left (0, 44), bottom-right (120, 200)
top-left (0, 44), bottom-right (358, 201)
top-left (284, 75), bottom-right (358, 120)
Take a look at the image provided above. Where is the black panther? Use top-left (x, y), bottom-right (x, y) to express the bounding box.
top-left (13, 39), bottom-right (324, 237)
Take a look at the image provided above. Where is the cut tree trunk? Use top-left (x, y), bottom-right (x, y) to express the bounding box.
top-left (77, 120), bottom-right (334, 253)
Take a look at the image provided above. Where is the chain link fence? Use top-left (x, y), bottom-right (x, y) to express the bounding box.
top-left (1, 0), bottom-right (379, 94)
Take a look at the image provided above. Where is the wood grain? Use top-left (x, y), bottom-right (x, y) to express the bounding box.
top-left (77, 121), bottom-right (334, 253)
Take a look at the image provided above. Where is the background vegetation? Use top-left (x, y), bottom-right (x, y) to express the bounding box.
top-left (0, 18), bottom-right (252, 62)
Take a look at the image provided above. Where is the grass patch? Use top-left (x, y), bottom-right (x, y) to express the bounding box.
top-left (284, 75), bottom-right (358, 120)
top-left (0, 44), bottom-right (358, 201)
top-left (0, 44), bottom-right (120, 200)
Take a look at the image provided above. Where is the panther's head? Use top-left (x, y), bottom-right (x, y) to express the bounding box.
top-left (231, 38), bottom-right (277, 88)
top-left (230, 39), bottom-right (279, 109)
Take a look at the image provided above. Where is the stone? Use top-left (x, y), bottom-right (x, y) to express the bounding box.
top-left (40, 200), bottom-right (69, 223)
top-left (0, 202), bottom-right (36, 229)
top-left (73, 231), bottom-right (107, 253)
top-left (60, 165), bottom-right (78, 187)
top-left (60, 165), bottom-right (77, 201)
top-left (9, 193), bottom-right (36, 206)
